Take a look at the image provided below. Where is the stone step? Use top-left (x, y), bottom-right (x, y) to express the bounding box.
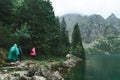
top-left (2, 62), bottom-right (19, 67)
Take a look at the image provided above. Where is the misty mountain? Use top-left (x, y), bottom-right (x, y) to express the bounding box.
top-left (59, 13), bottom-right (120, 43)
top-left (107, 13), bottom-right (119, 24)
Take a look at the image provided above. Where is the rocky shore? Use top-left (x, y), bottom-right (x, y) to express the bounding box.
top-left (0, 57), bottom-right (81, 80)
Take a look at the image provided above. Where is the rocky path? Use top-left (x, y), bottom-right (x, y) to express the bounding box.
top-left (0, 58), bottom-right (81, 80)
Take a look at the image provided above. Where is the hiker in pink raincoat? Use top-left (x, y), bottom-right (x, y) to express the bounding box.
top-left (30, 47), bottom-right (36, 56)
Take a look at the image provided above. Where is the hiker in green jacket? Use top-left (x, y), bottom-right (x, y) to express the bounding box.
top-left (7, 44), bottom-right (20, 62)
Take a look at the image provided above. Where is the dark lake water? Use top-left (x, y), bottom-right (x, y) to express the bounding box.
top-left (69, 54), bottom-right (120, 80)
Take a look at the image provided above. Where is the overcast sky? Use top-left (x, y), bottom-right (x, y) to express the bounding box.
top-left (50, 0), bottom-right (120, 18)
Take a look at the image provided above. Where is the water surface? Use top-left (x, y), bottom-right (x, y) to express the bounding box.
top-left (69, 54), bottom-right (120, 80)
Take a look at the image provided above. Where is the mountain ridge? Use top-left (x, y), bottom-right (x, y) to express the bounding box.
top-left (59, 13), bottom-right (120, 43)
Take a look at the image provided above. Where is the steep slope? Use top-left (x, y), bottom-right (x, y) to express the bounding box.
top-left (60, 13), bottom-right (120, 43)
top-left (59, 14), bottom-right (88, 41)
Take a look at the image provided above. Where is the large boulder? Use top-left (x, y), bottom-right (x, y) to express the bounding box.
top-left (19, 76), bottom-right (31, 80)
top-left (27, 66), bottom-right (37, 77)
top-left (63, 59), bottom-right (77, 68)
top-left (40, 66), bottom-right (51, 78)
top-left (33, 76), bottom-right (46, 80)
top-left (13, 71), bottom-right (27, 76)
top-left (50, 71), bottom-right (63, 80)
top-left (9, 77), bottom-right (18, 80)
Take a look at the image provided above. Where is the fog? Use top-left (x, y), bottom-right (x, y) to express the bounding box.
top-left (50, 0), bottom-right (120, 18)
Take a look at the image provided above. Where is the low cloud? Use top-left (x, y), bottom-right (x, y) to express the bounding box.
top-left (50, 0), bottom-right (120, 18)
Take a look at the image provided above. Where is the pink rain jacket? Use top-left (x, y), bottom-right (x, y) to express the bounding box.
top-left (30, 47), bottom-right (36, 56)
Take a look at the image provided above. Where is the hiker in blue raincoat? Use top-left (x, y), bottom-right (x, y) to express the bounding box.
top-left (7, 44), bottom-right (20, 61)
top-left (18, 46), bottom-right (23, 61)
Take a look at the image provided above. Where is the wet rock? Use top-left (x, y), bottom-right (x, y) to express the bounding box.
top-left (33, 76), bottom-right (46, 80)
top-left (27, 66), bottom-right (37, 77)
top-left (63, 59), bottom-right (77, 68)
top-left (3, 69), bottom-right (8, 73)
top-left (19, 76), bottom-right (28, 80)
top-left (0, 74), bottom-right (9, 80)
top-left (13, 71), bottom-right (27, 76)
top-left (40, 66), bottom-right (51, 78)
top-left (51, 71), bottom-right (63, 80)
top-left (2, 74), bottom-right (18, 80)
top-left (19, 76), bottom-right (33, 80)
top-left (35, 67), bottom-right (41, 76)
top-left (10, 77), bottom-right (18, 80)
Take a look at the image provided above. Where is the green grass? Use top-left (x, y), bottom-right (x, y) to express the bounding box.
top-left (23, 54), bottom-right (65, 62)
top-left (22, 54), bottom-right (66, 69)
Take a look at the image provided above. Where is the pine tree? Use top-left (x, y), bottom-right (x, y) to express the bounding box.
top-left (50, 17), bottom-right (62, 55)
top-left (72, 23), bottom-right (85, 59)
top-left (60, 18), bottom-right (70, 47)
top-left (15, 0), bottom-right (60, 56)
top-left (0, 0), bottom-right (66, 57)
top-left (60, 18), bottom-right (70, 55)
top-left (0, 0), bottom-right (13, 25)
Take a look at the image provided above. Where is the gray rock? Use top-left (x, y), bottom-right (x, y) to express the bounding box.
top-left (51, 71), bottom-right (63, 80)
top-left (33, 76), bottom-right (46, 80)
top-left (19, 76), bottom-right (28, 80)
top-left (40, 66), bottom-right (51, 78)
top-left (10, 77), bottom-right (18, 80)
top-left (27, 66), bottom-right (37, 77)
top-left (63, 59), bottom-right (76, 68)
top-left (14, 71), bottom-right (27, 76)
top-left (19, 76), bottom-right (32, 80)
top-left (0, 74), bottom-right (9, 80)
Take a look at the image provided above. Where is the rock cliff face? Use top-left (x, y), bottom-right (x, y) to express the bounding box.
top-left (59, 13), bottom-right (120, 43)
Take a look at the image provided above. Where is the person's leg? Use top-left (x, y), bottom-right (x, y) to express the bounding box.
top-left (19, 53), bottom-right (22, 61)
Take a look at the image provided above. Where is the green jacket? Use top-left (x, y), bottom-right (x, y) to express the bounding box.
top-left (8, 44), bottom-right (20, 61)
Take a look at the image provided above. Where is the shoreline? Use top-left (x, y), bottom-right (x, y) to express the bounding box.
top-left (0, 56), bottom-right (81, 80)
